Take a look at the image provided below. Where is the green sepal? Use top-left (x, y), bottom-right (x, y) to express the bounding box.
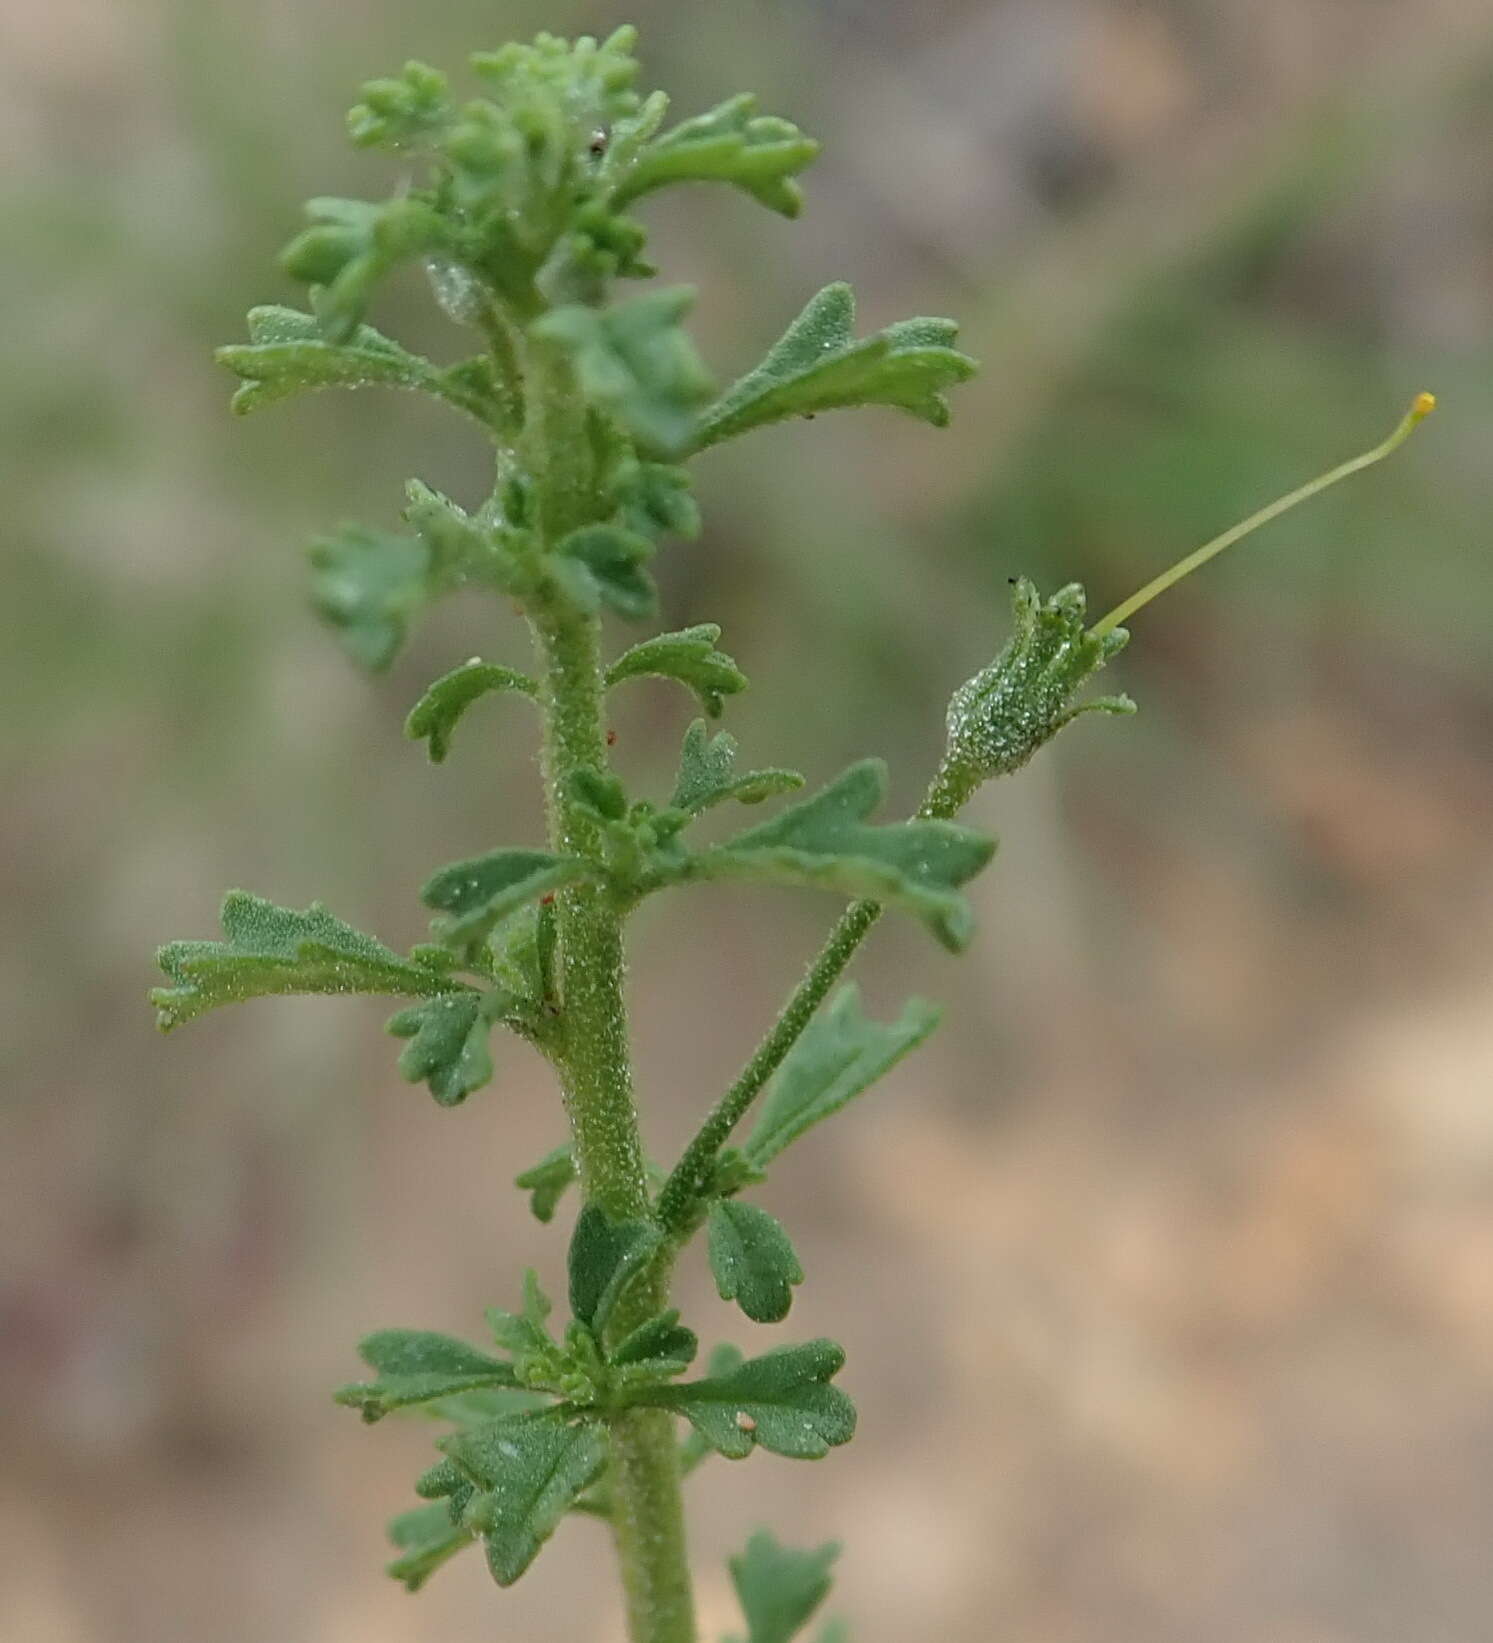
top-left (347, 59), bottom-right (453, 150)
top-left (334, 1328), bottom-right (518, 1423)
top-left (405, 660), bottom-right (539, 763)
top-left (694, 282), bottom-right (976, 452)
top-left (421, 850), bottom-right (591, 949)
top-left (552, 524), bottom-right (658, 619)
top-left (690, 761), bottom-right (994, 950)
top-left (533, 288), bottom-right (714, 457)
top-left (434, 1409), bottom-right (609, 1586)
top-left (514, 1144), bottom-right (576, 1224)
top-left (606, 627), bottom-right (748, 719)
top-left (386, 990), bottom-right (506, 1106)
top-left (670, 721), bottom-right (803, 815)
top-left (567, 1203), bottom-right (662, 1334)
top-left (742, 985), bottom-right (941, 1168)
top-left (609, 1309), bottom-right (699, 1377)
top-left (215, 306), bottom-right (502, 430)
top-left (151, 891), bottom-right (457, 1030)
top-left (385, 1503), bottom-right (474, 1592)
top-left (612, 92), bottom-right (819, 218)
top-left (634, 1339), bottom-right (855, 1459)
top-left (708, 1201), bottom-right (804, 1325)
top-left (942, 579), bottom-right (1134, 797)
top-left (728, 1529), bottom-right (840, 1643)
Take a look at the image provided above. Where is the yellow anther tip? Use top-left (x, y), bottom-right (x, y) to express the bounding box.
top-left (1412, 390), bottom-right (1437, 418)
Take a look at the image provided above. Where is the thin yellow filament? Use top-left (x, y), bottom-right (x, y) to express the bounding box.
top-left (1088, 392), bottom-right (1437, 640)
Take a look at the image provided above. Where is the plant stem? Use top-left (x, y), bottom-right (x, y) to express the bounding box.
top-left (657, 758), bottom-right (968, 1232)
top-left (526, 341), bottom-right (697, 1643)
top-left (657, 899), bottom-right (882, 1231)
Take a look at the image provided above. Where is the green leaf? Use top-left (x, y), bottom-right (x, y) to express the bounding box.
top-left (405, 659), bottom-right (539, 763)
top-left (307, 523), bottom-right (430, 670)
top-left (613, 460), bottom-right (701, 541)
top-left (708, 1201), bottom-right (804, 1325)
top-left (386, 991), bottom-right (504, 1106)
top-left (385, 1503), bottom-right (474, 1592)
top-left (669, 722), bottom-right (803, 815)
top-left (567, 1204), bottom-right (661, 1334)
top-left (215, 306), bottom-right (501, 429)
top-left (281, 195), bottom-right (447, 344)
top-left (637, 1339), bottom-right (855, 1460)
top-left (488, 901), bottom-right (557, 1009)
top-left (533, 288), bottom-right (714, 456)
top-left (152, 891), bottom-right (455, 1030)
top-left (609, 1309), bottom-right (699, 1376)
top-left (553, 524), bottom-right (658, 619)
top-left (514, 1144), bottom-right (576, 1224)
top-left (335, 1329), bottom-right (518, 1423)
top-left (612, 93), bottom-right (819, 218)
top-left (606, 626), bottom-right (748, 719)
top-left (694, 282), bottom-right (976, 452)
top-left (421, 850), bottom-right (591, 949)
top-left (691, 762), bottom-right (994, 950)
top-left (730, 1529), bottom-right (840, 1643)
top-left (742, 985), bottom-right (942, 1168)
top-left (348, 59), bottom-right (453, 150)
top-left (486, 1270), bottom-right (557, 1359)
top-left (436, 1410), bottom-right (608, 1586)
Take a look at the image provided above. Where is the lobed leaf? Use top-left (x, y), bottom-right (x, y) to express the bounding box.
top-left (348, 59), bottom-right (453, 150)
top-left (636, 1339), bottom-right (855, 1460)
top-left (514, 1144), bottom-right (577, 1224)
top-left (216, 306), bottom-right (503, 430)
top-left (670, 721), bottom-right (803, 815)
top-left (552, 523), bottom-right (658, 619)
top-left (486, 1269), bottom-right (558, 1360)
top-left (405, 659), bottom-right (539, 763)
top-left (152, 891), bottom-right (455, 1030)
top-left (690, 761), bottom-right (994, 951)
top-left (386, 990), bottom-right (504, 1106)
top-left (613, 459), bottom-right (701, 541)
top-left (307, 523), bottom-right (431, 671)
top-left (421, 850), bottom-right (592, 949)
top-left (607, 627), bottom-right (748, 719)
top-left (436, 1409), bottom-right (608, 1586)
top-left (533, 287), bottom-right (714, 456)
top-left (385, 1503), bottom-right (474, 1591)
top-left (612, 92), bottom-right (819, 218)
top-left (708, 1201), bottom-right (804, 1325)
top-left (729, 1529), bottom-right (840, 1643)
top-left (609, 1309), bottom-right (699, 1377)
top-left (742, 985), bottom-right (942, 1168)
top-left (281, 195), bottom-right (447, 344)
top-left (335, 1329), bottom-right (518, 1423)
top-left (693, 282), bottom-right (976, 452)
top-left (567, 1204), bottom-right (661, 1334)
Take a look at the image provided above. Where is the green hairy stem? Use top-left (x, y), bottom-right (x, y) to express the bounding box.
top-left (152, 24), bottom-right (1432, 1643)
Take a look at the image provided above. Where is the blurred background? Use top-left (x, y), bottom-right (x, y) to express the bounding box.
top-left (5, 1), bottom-right (1493, 1639)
